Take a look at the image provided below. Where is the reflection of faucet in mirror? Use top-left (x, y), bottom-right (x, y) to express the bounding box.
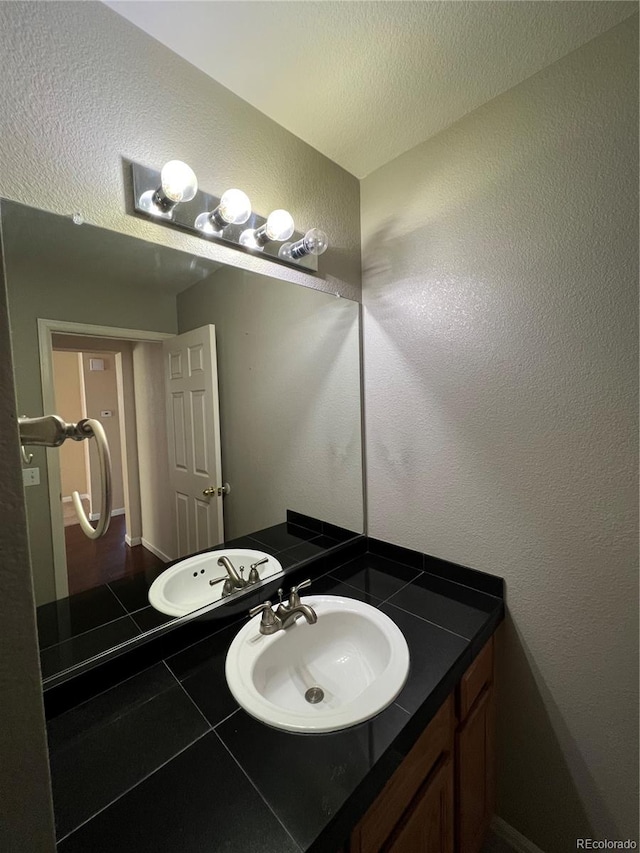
top-left (217, 555), bottom-right (269, 597)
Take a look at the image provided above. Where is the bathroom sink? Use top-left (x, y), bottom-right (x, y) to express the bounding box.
top-left (148, 549), bottom-right (283, 617)
top-left (225, 595), bottom-right (410, 733)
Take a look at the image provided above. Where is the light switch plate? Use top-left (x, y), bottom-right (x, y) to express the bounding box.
top-left (23, 467), bottom-right (40, 487)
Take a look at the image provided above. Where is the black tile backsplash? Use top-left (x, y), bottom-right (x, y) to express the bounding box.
top-left (285, 509), bottom-right (323, 533)
top-left (366, 537), bottom-right (424, 570)
top-left (40, 616), bottom-right (140, 681)
top-left (250, 522), bottom-right (320, 551)
top-left (423, 553), bottom-right (505, 597)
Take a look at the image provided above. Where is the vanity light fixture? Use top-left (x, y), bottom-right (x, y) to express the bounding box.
top-left (194, 188), bottom-right (252, 235)
top-left (138, 159), bottom-right (198, 219)
top-left (130, 159), bottom-right (325, 271)
top-left (239, 209), bottom-right (295, 251)
top-left (279, 228), bottom-right (329, 261)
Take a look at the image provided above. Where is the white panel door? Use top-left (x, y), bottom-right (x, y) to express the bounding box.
top-left (163, 325), bottom-right (224, 557)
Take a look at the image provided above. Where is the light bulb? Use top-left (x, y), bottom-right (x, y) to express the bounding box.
top-left (242, 209), bottom-right (295, 249)
top-left (239, 228), bottom-right (262, 250)
top-left (218, 189), bottom-right (251, 225)
top-left (195, 188), bottom-right (252, 235)
top-left (279, 228), bottom-right (329, 261)
top-left (265, 209), bottom-right (294, 242)
top-left (138, 160), bottom-right (198, 219)
top-left (160, 160), bottom-right (198, 203)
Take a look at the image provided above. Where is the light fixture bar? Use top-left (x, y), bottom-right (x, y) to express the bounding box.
top-left (130, 161), bottom-right (320, 272)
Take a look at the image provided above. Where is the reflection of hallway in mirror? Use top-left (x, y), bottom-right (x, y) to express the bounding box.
top-left (51, 340), bottom-right (169, 597)
top-left (65, 515), bottom-right (164, 596)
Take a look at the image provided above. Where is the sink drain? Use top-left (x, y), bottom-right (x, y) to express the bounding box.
top-left (305, 686), bottom-right (324, 704)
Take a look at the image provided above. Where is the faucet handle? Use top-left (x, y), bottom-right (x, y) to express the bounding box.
top-left (289, 578), bottom-right (312, 607)
top-left (248, 601), bottom-right (282, 634)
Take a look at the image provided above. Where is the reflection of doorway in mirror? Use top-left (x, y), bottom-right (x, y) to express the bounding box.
top-left (51, 339), bottom-right (165, 596)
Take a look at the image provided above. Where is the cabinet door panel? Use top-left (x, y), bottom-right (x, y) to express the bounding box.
top-left (352, 696), bottom-right (454, 853)
top-left (456, 686), bottom-right (495, 853)
top-left (385, 757), bottom-right (454, 853)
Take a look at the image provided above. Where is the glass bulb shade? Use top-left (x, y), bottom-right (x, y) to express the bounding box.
top-left (303, 228), bottom-right (329, 256)
top-left (239, 228), bottom-right (263, 251)
top-left (218, 189), bottom-right (251, 225)
top-left (138, 189), bottom-right (173, 219)
top-left (160, 160), bottom-right (198, 203)
top-left (265, 209), bottom-right (294, 241)
top-left (278, 242), bottom-right (294, 261)
top-left (194, 211), bottom-right (222, 236)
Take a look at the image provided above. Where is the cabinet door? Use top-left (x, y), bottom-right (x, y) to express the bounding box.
top-left (384, 757), bottom-right (454, 853)
top-left (456, 686), bottom-right (495, 853)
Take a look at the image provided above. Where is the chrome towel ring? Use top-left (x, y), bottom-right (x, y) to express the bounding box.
top-left (18, 414), bottom-right (112, 540)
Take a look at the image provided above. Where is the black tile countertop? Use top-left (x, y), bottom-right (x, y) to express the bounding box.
top-left (51, 541), bottom-right (504, 853)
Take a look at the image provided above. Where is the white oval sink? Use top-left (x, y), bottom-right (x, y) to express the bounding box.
top-left (148, 549), bottom-right (283, 617)
top-left (225, 595), bottom-right (410, 733)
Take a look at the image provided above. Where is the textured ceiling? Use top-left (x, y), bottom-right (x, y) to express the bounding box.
top-left (105, 1), bottom-right (636, 178)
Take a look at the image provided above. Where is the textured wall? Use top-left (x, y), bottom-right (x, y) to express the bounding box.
top-left (0, 241), bottom-right (56, 850)
top-left (177, 268), bottom-right (363, 538)
top-left (0, 1), bottom-right (360, 301)
top-left (362, 18), bottom-right (638, 849)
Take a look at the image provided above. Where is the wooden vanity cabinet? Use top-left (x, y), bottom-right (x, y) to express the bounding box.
top-left (455, 637), bottom-right (495, 853)
top-left (348, 637), bottom-right (495, 853)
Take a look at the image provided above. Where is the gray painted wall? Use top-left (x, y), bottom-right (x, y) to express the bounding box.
top-left (361, 18), bottom-right (638, 850)
top-left (177, 268), bottom-right (363, 539)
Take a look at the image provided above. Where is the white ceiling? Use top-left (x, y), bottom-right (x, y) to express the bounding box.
top-left (105, 1), bottom-right (636, 178)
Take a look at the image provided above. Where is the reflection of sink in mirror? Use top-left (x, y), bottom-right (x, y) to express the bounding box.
top-left (225, 595), bottom-right (410, 733)
top-left (148, 549), bottom-right (283, 617)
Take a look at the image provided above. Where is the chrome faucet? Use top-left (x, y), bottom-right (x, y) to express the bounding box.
top-left (249, 579), bottom-right (317, 635)
top-left (216, 555), bottom-right (269, 598)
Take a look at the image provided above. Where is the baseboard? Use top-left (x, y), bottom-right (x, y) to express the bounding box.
top-left (89, 507), bottom-right (125, 521)
top-left (491, 816), bottom-right (546, 853)
top-left (141, 538), bottom-right (172, 563)
top-left (62, 493), bottom-right (90, 503)
top-left (125, 535), bottom-right (142, 547)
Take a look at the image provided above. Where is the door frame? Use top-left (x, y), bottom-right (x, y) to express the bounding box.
top-left (38, 318), bottom-right (174, 600)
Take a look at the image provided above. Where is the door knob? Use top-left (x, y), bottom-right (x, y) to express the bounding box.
top-left (202, 483), bottom-right (231, 498)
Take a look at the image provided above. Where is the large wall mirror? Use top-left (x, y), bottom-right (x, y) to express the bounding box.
top-left (2, 200), bottom-right (364, 685)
